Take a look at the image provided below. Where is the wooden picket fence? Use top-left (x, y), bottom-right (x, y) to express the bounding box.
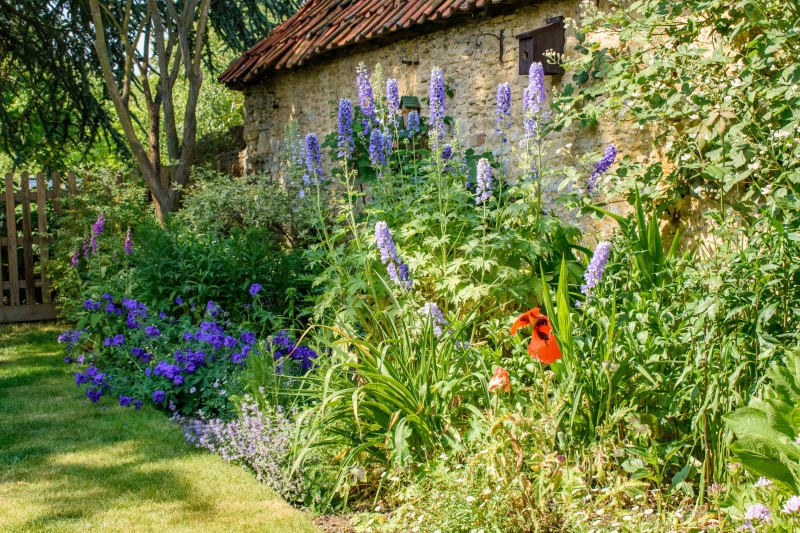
top-left (0, 171), bottom-right (79, 322)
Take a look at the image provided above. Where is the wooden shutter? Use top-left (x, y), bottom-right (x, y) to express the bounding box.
top-left (515, 16), bottom-right (565, 76)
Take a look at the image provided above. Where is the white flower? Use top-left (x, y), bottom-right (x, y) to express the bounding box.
top-left (755, 477), bottom-right (773, 488)
top-left (748, 161), bottom-right (761, 170)
top-left (681, 153), bottom-right (692, 161)
top-left (782, 495), bottom-right (800, 514)
top-left (466, 495), bottom-right (476, 503)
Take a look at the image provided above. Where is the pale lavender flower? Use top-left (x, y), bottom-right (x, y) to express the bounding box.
top-left (357, 63), bottom-right (376, 135)
top-left (124, 229), bottom-right (132, 255)
top-left (176, 400), bottom-right (304, 501)
top-left (304, 133), bottom-right (323, 185)
top-left (783, 496), bottom-right (800, 514)
top-left (429, 67), bottom-right (446, 149)
top-left (419, 302), bottom-right (449, 338)
top-left (581, 241), bottom-right (612, 299)
top-left (586, 144), bottom-right (618, 195)
top-left (496, 82), bottom-right (512, 135)
top-left (755, 477), bottom-right (773, 488)
top-left (337, 98), bottom-right (354, 158)
top-left (387, 78), bottom-right (401, 127)
top-left (407, 111), bottom-right (420, 137)
top-left (744, 504), bottom-right (771, 523)
top-left (475, 158), bottom-right (492, 204)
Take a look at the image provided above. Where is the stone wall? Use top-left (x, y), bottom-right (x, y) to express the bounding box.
top-left (236, 0), bottom-right (669, 238)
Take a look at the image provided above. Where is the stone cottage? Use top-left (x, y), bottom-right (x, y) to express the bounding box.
top-left (220, 0), bottom-right (657, 180)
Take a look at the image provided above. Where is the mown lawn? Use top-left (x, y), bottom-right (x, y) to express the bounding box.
top-left (0, 323), bottom-right (320, 533)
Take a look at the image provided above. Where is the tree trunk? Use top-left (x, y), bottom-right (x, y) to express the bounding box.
top-left (152, 187), bottom-right (181, 220)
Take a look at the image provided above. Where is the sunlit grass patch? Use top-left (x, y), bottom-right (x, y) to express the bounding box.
top-left (0, 323), bottom-right (319, 533)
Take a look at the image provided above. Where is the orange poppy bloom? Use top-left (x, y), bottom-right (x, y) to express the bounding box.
top-left (510, 307), bottom-right (562, 364)
top-left (488, 366), bottom-right (511, 393)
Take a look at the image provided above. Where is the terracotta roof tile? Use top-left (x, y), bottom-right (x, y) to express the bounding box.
top-left (219, 0), bottom-right (512, 85)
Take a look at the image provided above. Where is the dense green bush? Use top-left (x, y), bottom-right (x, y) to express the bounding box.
top-left (130, 222), bottom-right (309, 330)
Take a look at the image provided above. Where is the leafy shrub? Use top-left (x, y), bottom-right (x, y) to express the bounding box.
top-left (129, 222), bottom-right (309, 330)
top-left (558, 0), bottom-right (800, 213)
top-left (51, 166), bottom-right (150, 308)
top-left (176, 167), bottom-right (314, 245)
top-left (725, 348), bottom-right (800, 495)
top-left (63, 294), bottom-right (257, 414)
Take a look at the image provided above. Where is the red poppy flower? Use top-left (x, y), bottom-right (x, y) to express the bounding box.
top-left (510, 307), bottom-right (562, 364)
top-left (488, 366), bottom-right (510, 393)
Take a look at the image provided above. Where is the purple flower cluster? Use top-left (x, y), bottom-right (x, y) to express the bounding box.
top-left (104, 334), bottom-right (125, 347)
top-left (375, 221), bottom-right (412, 290)
top-left (475, 158), bottom-right (492, 204)
top-left (356, 63), bottom-right (376, 135)
top-left (368, 129), bottom-right (392, 169)
top-left (58, 329), bottom-right (84, 353)
top-left (145, 325), bottom-right (160, 337)
top-left (124, 229), bottom-right (132, 255)
top-left (84, 299), bottom-right (101, 312)
top-left (249, 283), bottom-right (262, 297)
top-left (75, 365), bottom-right (108, 402)
top-left (177, 400), bottom-right (303, 501)
top-left (71, 250), bottom-right (80, 268)
top-left (270, 330), bottom-right (318, 373)
top-left (82, 238), bottom-right (90, 259)
top-left (90, 213), bottom-right (105, 253)
top-left (153, 390), bottom-right (165, 403)
top-left (496, 82), bottom-right (512, 135)
top-left (523, 62), bottom-right (546, 140)
top-left (122, 298), bottom-right (148, 329)
top-left (387, 78), bottom-right (401, 128)
top-left (419, 302), bottom-right (449, 338)
top-left (131, 347), bottom-right (153, 363)
top-left (406, 111), bottom-right (420, 138)
top-left (428, 67), bottom-right (446, 149)
top-left (580, 241), bottom-right (612, 300)
top-left (303, 133), bottom-right (323, 186)
top-left (205, 300), bottom-right (223, 318)
top-left (586, 144), bottom-right (618, 196)
top-left (337, 98), bottom-right (354, 158)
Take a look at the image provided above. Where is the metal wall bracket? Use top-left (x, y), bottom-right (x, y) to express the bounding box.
top-left (475, 29), bottom-right (504, 64)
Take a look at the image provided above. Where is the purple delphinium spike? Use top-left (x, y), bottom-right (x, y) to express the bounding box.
top-left (419, 302), bottom-right (449, 338)
top-left (369, 130), bottom-right (392, 170)
top-left (387, 78), bottom-right (401, 128)
top-left (337, 98), bottom-right (354, 159)
top-left (523, 63), bottom-right (546, 141)
top-left (82, 238), bottom-right (90, 258)
top-left (586, 145), bottom-right (618, 196)
top-left (375, 221), bottom-right (398, 264)
top-left (496, 82), bottom-right (512, 136)
top-left (124, 229), bottom-right (132, 255)
top-left (406, 111), bottom-right (420, 138)
top-left (374, 221), bottom-right (412, 290)
top-left (580, 241), bottom-right (612, 300)
top-left (475, 158), bottom-right (492, 204)
top-left (428, 67), bottom-right (446, 149)
top-left (304, 133), bottom-right (323, 185)
top-left (356, 63), bottom-right (376, 135)
top-left (92, 213), bottom-right (105, 237)
top-left (71, 250), bottom-right (79, 268)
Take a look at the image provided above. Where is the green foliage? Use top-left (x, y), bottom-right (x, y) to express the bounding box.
top-left (297, 300), bottom-right (488, 479)
top-left (560, 203), bottom-right (800, 497)
top-left (558, 0), bottom-right (800, 211)
top-left (725, 348), bottom-right (800, 495)
top-left (51, 167), bottom-right (151, 309)
top-left (175, 168), bottom-right (315, 245)
top-left (130, 223), bottom-right (309, 330)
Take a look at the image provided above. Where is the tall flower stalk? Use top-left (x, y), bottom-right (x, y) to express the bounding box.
top-left (522, 62), bottom-right (546, 217)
